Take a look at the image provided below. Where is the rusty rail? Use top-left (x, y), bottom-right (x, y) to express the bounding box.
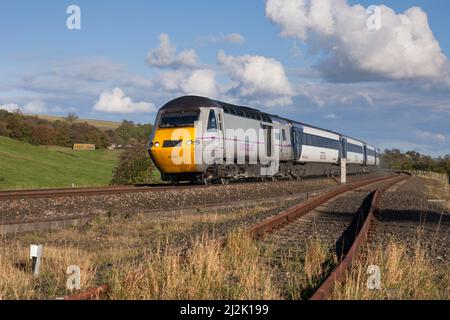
top-left (248, 174), bottom-right (402, 239)
top-left (309, 174), bottom-right (410, 300)
top-left (64, 285), bottom-right (109, 300)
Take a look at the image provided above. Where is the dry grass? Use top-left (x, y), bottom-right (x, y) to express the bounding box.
top-left (0, 243), bottom-right (96, 299)
top-left (332, 241), bottom-right (450, 300)
top-left (0, 205), bottom-right (278, 299)
top-left (106, 231), bottom-right (280, 300)
top-left (1, 200), bottom-right (447, 300)
top-left (424, 178), bottom-right (450, 210)
top-left (266, 238), bottom-right (338, 300)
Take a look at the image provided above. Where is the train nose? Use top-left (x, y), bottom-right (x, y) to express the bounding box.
top-left (150, 127), bottom-right (197, 173)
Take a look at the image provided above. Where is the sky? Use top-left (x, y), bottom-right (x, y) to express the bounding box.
top-left (0, 0), bottom-right (449, 156)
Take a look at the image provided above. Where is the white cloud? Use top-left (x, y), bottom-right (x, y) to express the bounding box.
top-left (223, 33), bottom-right (246, 44)
top-left (146, 33), bottom-right (198, 69)
top-left (266, 0), bottom-right (450, 85)
top-left (94, 88), bottom-right (155, 113)
top-left (199, 33), bottom-right (246, 45)
top-left (218, 50), bottom-right (294, 106)
top-left (324, 113), bottom-right (340, 120)
top-left (23, 101), bottom-right (47, 114)
top-left (0, 103), bottom-right (20, 112)
top-left (416, 130), bottom-right (449, 143)
top-left (157, 69), bottom-right (221, 98)
top-left (0, 101), bottom-right (48, 114)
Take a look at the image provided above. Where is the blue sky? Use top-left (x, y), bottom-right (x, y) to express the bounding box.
top-left (1, 0), bottom-right (449, 156)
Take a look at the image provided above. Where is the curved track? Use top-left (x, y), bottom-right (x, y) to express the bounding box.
top-left (309, 175), bottom-right (410, 300)
top-left (248, 174), bottom-right (404, 238)
top-left (245, 172), bottom-right (409, 300)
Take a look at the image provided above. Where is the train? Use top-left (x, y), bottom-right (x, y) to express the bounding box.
top-left (148, 96), bottom-right (379, 184)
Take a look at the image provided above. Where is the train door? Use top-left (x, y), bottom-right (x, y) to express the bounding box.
top-left (216, 109), bottom-right (225, 162)
top-left (292, 126), bottom-right (303, 161)
top-left (363, 145), bottom-right (368, 166)
top-left (260, 124), bottom-right (272, 159)
top-left (206, 109), bottom-right (223, 163)
top-left (266, 126), bottom-right (272, 158)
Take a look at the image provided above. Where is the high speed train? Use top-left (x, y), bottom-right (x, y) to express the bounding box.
top-left (148, 96), bottom-right (379, 184)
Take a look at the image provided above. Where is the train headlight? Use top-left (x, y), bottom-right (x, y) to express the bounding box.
top-left (154, 142), bottom-right (160, 147)
top-left (186, 140), bottom-right (193, 146)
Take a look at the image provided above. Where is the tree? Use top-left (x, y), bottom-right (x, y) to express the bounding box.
top-left (64, 112), bottom-right (79, 123)
top-left (110, 143), bottom-right (157, 185)
top-left (29, 125), bottom-right (56, 145)
top-left (0, 121), bottom-right (10, 137)
top-left (55, 126), bottom-right (72, 147)
top-left (115, 120), bottom-right (153, 145)
top-left (6, 115), bottom-right (29, 140)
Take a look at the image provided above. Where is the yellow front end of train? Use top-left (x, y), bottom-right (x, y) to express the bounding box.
top-left (150, 127), bottom-right (197, 173)
top-left (149, 109), bottom-right (200, 179)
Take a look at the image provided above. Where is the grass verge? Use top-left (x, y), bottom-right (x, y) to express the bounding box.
top-left (0, 136), bottom-right (120, 190)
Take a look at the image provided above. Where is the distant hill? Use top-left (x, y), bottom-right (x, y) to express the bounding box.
top-left (31, 114), bottom-right (121, 131)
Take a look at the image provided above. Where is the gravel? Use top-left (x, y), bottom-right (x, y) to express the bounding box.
top-left (261, 179), bottom-right (390, 261)
top-left (371, 176), bottom-right (450, 265)
top-left (0, 172), bottom-right (386, 222)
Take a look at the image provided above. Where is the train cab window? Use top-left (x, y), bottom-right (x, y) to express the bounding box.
top-left (159, 111), bottom-right (199, 128)
top-left (207, 110), bottom-right (218, 131)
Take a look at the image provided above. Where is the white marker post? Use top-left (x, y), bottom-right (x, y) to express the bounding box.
top-left (30, 244), bottom-right (43, 276)
top-left (341, 158), bottom-right (347, 184)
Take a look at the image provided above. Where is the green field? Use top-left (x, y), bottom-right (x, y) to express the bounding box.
top-left (0, 136), bottom-right (121, 190)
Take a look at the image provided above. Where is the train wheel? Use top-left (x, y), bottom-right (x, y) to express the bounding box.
top-left (220, 178), bottom-right (230, 185)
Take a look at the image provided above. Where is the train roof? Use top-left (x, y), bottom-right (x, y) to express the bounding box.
top-left (161, 96), bottom-right (273, 122)
top-left (160, 96), bottom-right (372, 146)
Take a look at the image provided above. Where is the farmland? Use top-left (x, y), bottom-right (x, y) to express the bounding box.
top-left (32, 115), bottom-right (121, 131)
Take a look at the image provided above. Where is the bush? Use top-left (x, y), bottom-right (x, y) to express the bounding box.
top-left (110, 143), bottom-right (157, 185)
top-left (29, 125), bottom-right (56, 145)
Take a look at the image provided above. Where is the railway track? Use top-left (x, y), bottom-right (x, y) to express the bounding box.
top-left (56, 173), bottom-right (400, 300)
top-left (246, 172), bottom-right (410, 300)
top-left (0, 173), bottom-right (390, 201)
top-left (0, 184), bottom-right (191, 201)
top-left (248, 174), bottom-right (405, 238)
top-left (310, 175), bottom-right (410, 300)
top-left (1, 172), bottom-right (402, 300)
top-left (0, 188), bottom-right (332, 235)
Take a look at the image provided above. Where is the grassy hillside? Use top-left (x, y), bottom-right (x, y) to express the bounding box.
top-left (0, 136), bottom-right (121, 190)
top-left (31, 115), bottom-right (121, 131)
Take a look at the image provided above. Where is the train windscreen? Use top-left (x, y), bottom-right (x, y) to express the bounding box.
top-left (159, 111), bottom-right (199, 128)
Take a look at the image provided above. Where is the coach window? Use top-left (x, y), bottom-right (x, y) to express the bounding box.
top-left (207, 110), bottom-right (218, 131)
top-left (282, 129), bottom-right (286, 141)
